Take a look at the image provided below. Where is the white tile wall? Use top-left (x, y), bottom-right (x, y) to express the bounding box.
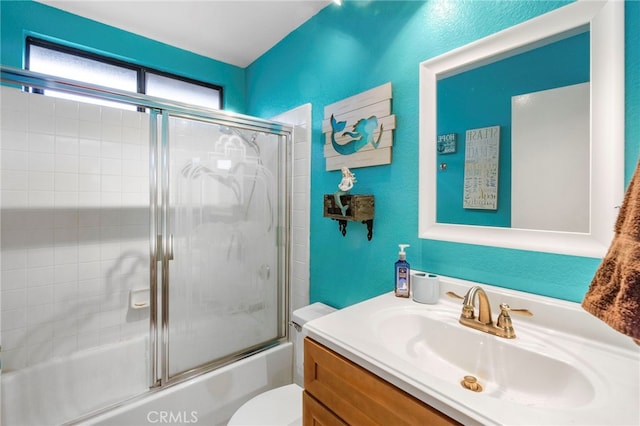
top-left (1, 87), bottom-right (150, 371)
top-left (272, 104), bottom-right (312, 314)
top-left (0, 89), bottom-right (310, 373)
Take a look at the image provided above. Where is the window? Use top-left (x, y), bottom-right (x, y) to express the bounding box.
top-left (26, 37), bottom-right (223, 110)
top-left (146, 72), bottom-right (220, 110)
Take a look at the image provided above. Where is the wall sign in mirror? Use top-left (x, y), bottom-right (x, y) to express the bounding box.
top-left (437, 133), bottom-right (457, 154)
top-left (462, 125), bottom-right (500, 211)
top-left (418, 0), bottom-right (624, 258)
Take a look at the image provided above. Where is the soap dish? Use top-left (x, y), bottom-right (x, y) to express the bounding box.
top-left (130, 288), bottom-right (150, 309)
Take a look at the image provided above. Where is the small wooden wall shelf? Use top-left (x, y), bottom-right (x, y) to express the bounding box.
top-left (323, 194), bottom-right (374, 240)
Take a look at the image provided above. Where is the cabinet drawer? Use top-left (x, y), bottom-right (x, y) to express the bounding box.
top-left (303, 391), bottom-right (347, 426)
top-left (304, 338), bottom-right (459, 426)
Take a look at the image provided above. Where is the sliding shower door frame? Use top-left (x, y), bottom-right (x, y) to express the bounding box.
top-left (153, 109), bottom-right (293, 387)
top-left (149, 108), bottom-right (161, 388)
top-left (1, 65), bottom-right (294, 391)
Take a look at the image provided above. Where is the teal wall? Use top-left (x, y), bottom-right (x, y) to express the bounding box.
top-left (0, 0), bottom-right (247, 113)
top-left (1, 0), bottom-right (638, 308)
top-left (247, 0), bottom-right (640, 307)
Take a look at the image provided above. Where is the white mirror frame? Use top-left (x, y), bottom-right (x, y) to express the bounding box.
top-left (418, 0), bottom-right (624, 258)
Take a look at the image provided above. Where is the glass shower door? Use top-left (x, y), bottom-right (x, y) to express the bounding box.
top-left (163, 114), bottom-right (288, 380)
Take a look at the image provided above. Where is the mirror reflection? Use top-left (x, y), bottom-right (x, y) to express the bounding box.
top-left (436, 31), bottom-right (590, 232)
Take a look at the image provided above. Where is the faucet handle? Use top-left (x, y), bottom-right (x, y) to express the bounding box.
top-left (446, 291), bottom-right (465, 301)
top-left (504, 306), bottom-right (533, 317)
top-left (448, 290), bottom-right (476, 320)
top-left (461, 304), bottom-right (475, 319)
top-left (497, 303), bottom-right (533, 317)
top-left (496, 303), bottom-right (516, 338)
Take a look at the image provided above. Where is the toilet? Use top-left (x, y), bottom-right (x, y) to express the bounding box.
top-left (228, 303), bottom-right (336, 426)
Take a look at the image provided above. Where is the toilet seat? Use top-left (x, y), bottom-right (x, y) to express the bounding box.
top-left (227, 383), bottom-right (303, 426)
top-left (229, 303), bottom-right (336, 425)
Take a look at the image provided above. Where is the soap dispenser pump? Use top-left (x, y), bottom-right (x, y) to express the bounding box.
top-left (395, 244), bottom-right (411, 298)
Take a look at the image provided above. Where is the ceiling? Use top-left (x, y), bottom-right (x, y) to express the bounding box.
top-left (36, 0), bottom-right (333, 68)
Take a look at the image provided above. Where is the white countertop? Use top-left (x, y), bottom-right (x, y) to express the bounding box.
top-left (305, 274), bottom-right (640, 426)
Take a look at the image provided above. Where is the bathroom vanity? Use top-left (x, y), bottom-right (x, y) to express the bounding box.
top-left (303, 274), bottom-right (640, 425)
top-left (303, 338), bottom-right (458, 425)
top-left (301, 1), bottom-right (632, 423)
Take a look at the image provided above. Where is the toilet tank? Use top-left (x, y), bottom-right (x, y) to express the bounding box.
top-left (291, 303), bottom-right (336, 386)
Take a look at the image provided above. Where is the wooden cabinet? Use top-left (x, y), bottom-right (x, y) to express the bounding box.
top-left (303, 338), bottom-right (460, 426)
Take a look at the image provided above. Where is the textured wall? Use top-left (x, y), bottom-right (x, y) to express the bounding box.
top-left (1, 0), bottom-right (637, 307)
top-left (247, 0), bottom-right (640, 307)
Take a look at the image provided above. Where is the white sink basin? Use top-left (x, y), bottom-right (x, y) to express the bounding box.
top-left (374, 309), bottom-right (595, 408)
top-left (305, 275), bottom-right (640, 425)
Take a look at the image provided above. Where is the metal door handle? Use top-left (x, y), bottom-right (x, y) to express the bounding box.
top-left (157, 234), bottom-right (174, 260)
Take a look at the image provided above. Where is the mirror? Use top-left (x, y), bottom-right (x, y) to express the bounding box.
top-left (419, 0), bottom-right (624, 257)
top-left (436, 32), bottom-right (590, 231)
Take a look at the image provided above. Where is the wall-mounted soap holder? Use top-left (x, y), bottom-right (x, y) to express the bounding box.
top-left (323, 194), bottom-right (374, 240)
top-left (129, 288), bottom-right (150, 309)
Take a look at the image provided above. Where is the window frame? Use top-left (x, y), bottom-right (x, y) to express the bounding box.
top-left (25, 36), bottom-right (224, 110)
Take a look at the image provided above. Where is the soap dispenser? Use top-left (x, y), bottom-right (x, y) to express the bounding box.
top-left (395, 244), bottom-right (411, 298)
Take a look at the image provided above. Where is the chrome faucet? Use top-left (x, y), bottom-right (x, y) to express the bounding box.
top-left (457, 286), bottom-right (532, 339)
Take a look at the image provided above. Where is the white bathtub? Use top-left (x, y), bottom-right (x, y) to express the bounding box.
top-left (1, 339), bottom-right (292, 426)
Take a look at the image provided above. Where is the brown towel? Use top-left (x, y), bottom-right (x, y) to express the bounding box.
top-left (582, 160), bottom-right (640, 345)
